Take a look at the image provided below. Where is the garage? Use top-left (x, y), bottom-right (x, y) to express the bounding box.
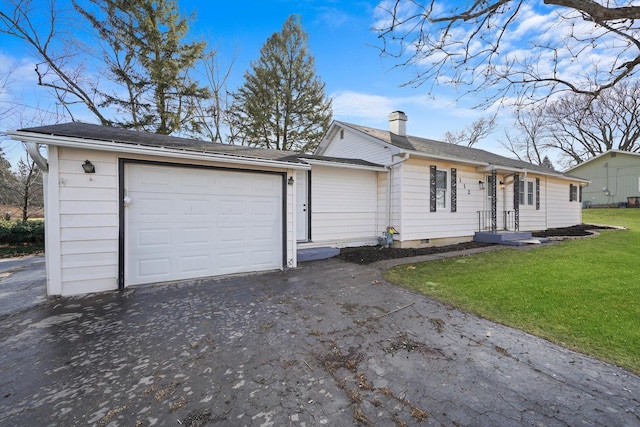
top-left (124, 162), bottom-right (284, 286)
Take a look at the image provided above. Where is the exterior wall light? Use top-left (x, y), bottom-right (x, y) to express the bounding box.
top-left (499, 181), bottom-right (505, 189)
top-left (82, 160), bottom-right (96, 174)
top-left (288, 176), bottom-right (294, 185)
top-left (478, 180), bottom-right (485, 190)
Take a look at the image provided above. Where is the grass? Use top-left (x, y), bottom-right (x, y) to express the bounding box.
top-left (383, 208), bottom-right (640, 374)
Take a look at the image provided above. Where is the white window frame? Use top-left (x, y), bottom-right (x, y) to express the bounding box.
top-left (519, 180), bottom-right (535, 207)
top-left (570, 184), bottom-right (578, 202)
top-left (436, 169), bottom-right (447, 209)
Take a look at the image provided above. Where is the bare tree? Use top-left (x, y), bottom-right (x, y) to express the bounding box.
top-left (1, 0), bottom-right (211, 135)
top-left (375, 1), bottom-right (640, 106)
top-left (0, 64), bottom-right (18, 123)
top-left (15, 156), bottom-right (43, 221)
top-left (0, 0), bottom-right (111, 124)
top-left (443, 114), bottom-right (497, 146)
top-left (543, 80), bottom-right (640, 165)
top-left (186, 49), bottom-right (237, 143)
top-left (501, 107), bottom-right (551, 165)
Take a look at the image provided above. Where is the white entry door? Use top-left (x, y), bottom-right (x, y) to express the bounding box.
top-left (296, 170), bottom-right (309, 241)
top-left (125, 163), bottom-right (283, 286)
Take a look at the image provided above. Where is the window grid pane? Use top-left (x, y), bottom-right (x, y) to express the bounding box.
top-left (436, 170), bottom-right (447, 209)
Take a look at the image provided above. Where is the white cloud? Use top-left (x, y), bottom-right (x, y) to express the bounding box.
top-left (330, 90), bottom-right (396, 119)
top-left (329, 89), bottom-right (496, 141)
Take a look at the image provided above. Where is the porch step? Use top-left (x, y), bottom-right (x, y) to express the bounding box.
top-left (473, 231), bottom-right (549, 246)
top-left (297, 247), bottom-right (340, 262)
top-left (500, 237), bottom-right (549, 246)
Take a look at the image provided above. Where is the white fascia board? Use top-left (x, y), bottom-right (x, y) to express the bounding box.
top-left (302, 158), bottom-right (386, 172)
top-left (405, 150), bottom-right (587, 182)
top-left (9, 131), bottom-right (311, 171)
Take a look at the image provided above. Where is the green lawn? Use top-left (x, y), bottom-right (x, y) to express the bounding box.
top-left (383, 208), bottom-right (640, 374)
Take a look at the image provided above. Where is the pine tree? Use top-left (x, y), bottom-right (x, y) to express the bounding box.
top-left (73, 0), bottom-right (210, 134)
top-left (230, 15), bottom-right (332, 152)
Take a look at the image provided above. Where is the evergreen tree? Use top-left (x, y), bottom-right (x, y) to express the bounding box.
top-left (0, 148), bottom-right (18, 207)
top-left (74, 0), bottom-right (210, 134)
top-left (230, 15), bottom-right (332, 152)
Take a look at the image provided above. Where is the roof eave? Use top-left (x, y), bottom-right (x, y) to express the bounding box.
top-left (402, 150), bottom-right (587, 182)
top-left (300, 158), bottom-right (386, 172)
top-left (9, 130), bottom-right (311, 170)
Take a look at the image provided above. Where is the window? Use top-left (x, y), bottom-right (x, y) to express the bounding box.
top-left (519, 180), bottom-right (535, 206)
top-left (570, 184), bottom-right (578, 201)
top-left (436, 170), bottom-right (447, 209)
top-left (430, 166), bottom-right (455, 212)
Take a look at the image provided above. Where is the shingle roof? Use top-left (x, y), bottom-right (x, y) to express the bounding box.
top-left (17, 122), bottom-right (382, 168)
top-left (338, 121), bottom-right (584, 179)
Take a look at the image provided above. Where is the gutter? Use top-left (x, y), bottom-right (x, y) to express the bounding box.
top-left (385, 152), bottom-right (409, 231)
top-left (25, 142), bottom-right (49, 172)
top-left (300, 158), bottom-right (386, 172)
top-left (8, 131), bottom-right (312, 171)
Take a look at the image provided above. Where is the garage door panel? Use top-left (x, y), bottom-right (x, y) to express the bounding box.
top-left (138, 228), bottom-right (171, 249)
top-left (126, 164), bottom-right (283, 286)
top-left (130, 195), bottom-right (173, 219)
top-left (138, 257), bottom-right (171, 278)
top-left (182, 255), bottom-right (211, 273)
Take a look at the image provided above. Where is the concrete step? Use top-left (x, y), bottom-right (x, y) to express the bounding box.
top-left (297, 247), bottom-right (340, 262)
top-left (500, 237), bottom-right (549, 246)
top-left (474, 231), bottom-right (549, 246)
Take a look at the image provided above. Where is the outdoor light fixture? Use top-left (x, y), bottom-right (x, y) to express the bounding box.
top-left (499, 180), bottom-right (505, 189)
top-left (82, 160), bottom-right (95, 174)
top-left (478, 180), bottom-right (485, 190)
top-left (288, 176), bottom-right (294, 185)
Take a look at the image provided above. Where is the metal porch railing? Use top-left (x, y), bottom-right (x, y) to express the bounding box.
top-left (477, 210), bottom-right (519, 232)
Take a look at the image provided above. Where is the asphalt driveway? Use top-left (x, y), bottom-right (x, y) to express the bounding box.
top-left (1, 255), bottom-right (639, 426)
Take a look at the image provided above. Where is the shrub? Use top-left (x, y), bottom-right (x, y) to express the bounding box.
top-left (0, 220), bottom-right (45, 245)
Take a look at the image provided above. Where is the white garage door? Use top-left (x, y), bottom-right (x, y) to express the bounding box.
top-left (125, 163), bottom-right (283, 286)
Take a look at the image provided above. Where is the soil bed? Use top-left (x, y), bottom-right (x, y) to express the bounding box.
top-left (337, 224), bottom-right (613, 265)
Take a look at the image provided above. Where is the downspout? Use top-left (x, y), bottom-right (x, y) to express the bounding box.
top-left (385, 152), bottom-right (409, 230)
top-left (25, 142), bottom-right (49, 172)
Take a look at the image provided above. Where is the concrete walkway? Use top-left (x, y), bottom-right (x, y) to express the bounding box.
top-left (1, 253), bottom-right (639, 426)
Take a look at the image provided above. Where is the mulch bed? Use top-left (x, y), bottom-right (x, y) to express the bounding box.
top-left (337, 224), bottom-right (615, 265)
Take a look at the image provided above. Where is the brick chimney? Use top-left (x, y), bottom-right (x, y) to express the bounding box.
top-left (388, 111), bottom-right (407, 136)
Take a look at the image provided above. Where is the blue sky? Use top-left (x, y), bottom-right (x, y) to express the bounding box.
top-left (0, 0), bottom-right (497, 167)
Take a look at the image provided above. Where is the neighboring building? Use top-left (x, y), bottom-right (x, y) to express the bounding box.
top-left (10, 113), bottom-right (588, 297)
top-left (565, 150), bottom-right (640, 208)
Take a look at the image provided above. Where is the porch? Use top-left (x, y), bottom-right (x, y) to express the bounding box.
top-left (474, 210), bottom-right (549, 246)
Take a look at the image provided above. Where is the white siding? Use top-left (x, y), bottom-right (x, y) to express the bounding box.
top-left (546, 177), bottom-right (582, 228)
top-left (322, 130), bottom-right (394, 165)
top-left (55, 147), bottom-right (119, 295)
top-left (398, 159), bottom-right (485, 242)
top-left (311, 165), bottom-right (379, 243)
